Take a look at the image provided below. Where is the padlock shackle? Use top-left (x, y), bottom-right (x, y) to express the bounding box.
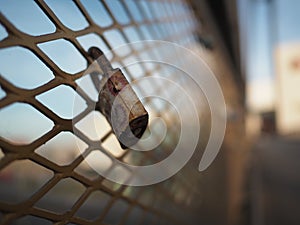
top-left (88, 47), bottom-right (113, 74)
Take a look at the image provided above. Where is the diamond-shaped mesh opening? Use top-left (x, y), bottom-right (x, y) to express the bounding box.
top-left (77, 33), bottom-right (110, 56)
top-left (0, 24), bottom-right (8, 41)
top-left (44, 0), bottom-right (89, 31)
top-left (0, 103), bottom-right (54, 144)
top-left (0, 47), bottom-right (54, 89)
top-left (75, 190), bottom-right (111, 221)
top-left (80, 0), bottom-right (113, 28)
top-left (103, 29), bottom-right (132, 57)
top-left (35, 132), bottom-right (87, 166)
top-left (0, 1), bottom-right (56, 36)
top-left (124, 1), bottom-right (144, 23)
top-left (0, 1), bottom-right (206, 224)
top-left (0, 148), bottom-right (3, 160)
top-left (38, 39), bottom-right (87, 74)
top-left (35, 178), bottom-right (85, 214)
top-left (105, 0), bottom-right (131, 25)
top-left (102, 135), bottom-right (126, 158)
top-left (75, 111), bottom-right (111, 141)
top-left (0, 160), bottom-right (53, 204)
top-left (36, 85), bottom-right (87, 119)
top-left (0, 87), bottom-right (6, 100)
top-left (74, 159), bottom-right (100, 181)
top-left (102, 199), bottom-right (129, 225)
top-left (79, 149), bottom-right (114, 178)
top-left (123, 206), bottom-right (144, 225)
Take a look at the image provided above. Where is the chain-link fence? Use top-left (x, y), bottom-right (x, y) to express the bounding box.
top-left (0, 0), bottom-right (210, 224)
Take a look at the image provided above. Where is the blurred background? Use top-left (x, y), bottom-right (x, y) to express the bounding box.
top-left (0, 0), bottom-right (299, 225)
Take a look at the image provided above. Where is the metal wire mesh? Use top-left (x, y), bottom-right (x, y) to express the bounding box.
top-left (0, 0), bottom-right (204, 224)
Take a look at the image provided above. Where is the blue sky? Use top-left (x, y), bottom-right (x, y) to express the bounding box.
top-left (240, 0), bottom-right (300, 82)
top-left (237, 0), bottom-right (300, 112)
top-left (276, 0), bottom-right (300, 43)
top-left (0, 0), bottom-right (130, 144)
top-left (1, 0), bottom-right (300, 143)
top-left (0, 0), bottom-right (187, 144)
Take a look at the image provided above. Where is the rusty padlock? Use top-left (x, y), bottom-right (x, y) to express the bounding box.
top-left (88, 47), bottom-right (149, 149)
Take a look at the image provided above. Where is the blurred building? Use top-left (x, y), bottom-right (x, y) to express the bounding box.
top-left (275, 42), bottom-right (300, 135)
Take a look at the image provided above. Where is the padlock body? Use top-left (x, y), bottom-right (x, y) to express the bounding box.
top-left (97, 69), bottom-right (148, 148)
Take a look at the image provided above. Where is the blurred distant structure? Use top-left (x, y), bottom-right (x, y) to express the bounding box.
top-left (241, 0), bottom-right (300, 137)
top-left (275, 43), bottom-right (300, 135)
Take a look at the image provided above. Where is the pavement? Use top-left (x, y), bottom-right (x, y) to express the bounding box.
top-left (247, 135), bottom-right (300, 225)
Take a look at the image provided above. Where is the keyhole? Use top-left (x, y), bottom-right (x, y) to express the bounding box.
top-left (113, 86), bottom-right (119, 94)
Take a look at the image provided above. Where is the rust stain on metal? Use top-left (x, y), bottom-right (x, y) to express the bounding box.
top-left (88, 47), bottom-right (149, 149)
